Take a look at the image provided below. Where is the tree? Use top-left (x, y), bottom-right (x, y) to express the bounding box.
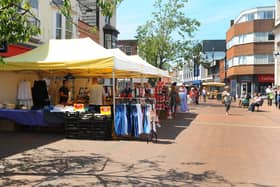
top-left (0, 0), bottom-right (122, 45)
top-left (0, 0), bottom-right (40, 44)
top-left (136, 0), bottom-right (200, 70)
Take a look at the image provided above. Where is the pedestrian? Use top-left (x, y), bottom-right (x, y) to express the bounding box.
top-left (248, 93), bottom-right (263, 112)
top-left (222, 86), bottom-right (231, 115)
top-left (274, 87), bottom-right (278, 108)
top-left (202, 87), bottom-right (207, 102)
top-left (194, 87), bottom-right (199, 105)
top-left (265, 85), bottom-right (273, 106)
top-left (277, 87), bottom-right (280, 109)
top-left (189, 87), bottom-right (195, 104)
top-left (178, 83), bottom-right (189, 112)
top-left (169, 82), bottom-right (179, 118)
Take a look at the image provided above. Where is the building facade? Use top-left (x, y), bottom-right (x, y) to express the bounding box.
top-left (226, 6), bottom-right (275, 97)
top-left (0, 0), bottom-right (79, 57)
top-left (273, 0), bottom-right (280, 86)
top-left (117, 40), bottom-right (138, 55)
top-left (182, 40), bottom-right (226, 87)
top-left (78, 0), bottom-right (118, 48)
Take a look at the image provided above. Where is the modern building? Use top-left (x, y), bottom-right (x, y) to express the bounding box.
top-left (182, 40), bottom-right (226, 86)
top-left (273, 0), bottom-right (280, 86)
top-left (117, 40), bottom-right (138, 55)
top-left (226, 6), bottom-right (275, 97)
top-left (78, 0), bottom-right (119, 48)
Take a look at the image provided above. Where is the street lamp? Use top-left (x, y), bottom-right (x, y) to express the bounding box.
top-left (103, 18), bottom-right (119, 49)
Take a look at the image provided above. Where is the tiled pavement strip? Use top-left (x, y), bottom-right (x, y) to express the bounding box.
top-left (0, 99), bottom-right (280, 186)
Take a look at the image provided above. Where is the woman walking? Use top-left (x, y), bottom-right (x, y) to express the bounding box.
top-left (178, 83), bottom-right (189, 112)
top-left (222, 86), bottom-right (232, 115)
top-left (169, 82), bottom-right (178, 118)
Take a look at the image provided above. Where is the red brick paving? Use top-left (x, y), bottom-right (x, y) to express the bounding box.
top-left (1, 100), bottom-right (280, 186)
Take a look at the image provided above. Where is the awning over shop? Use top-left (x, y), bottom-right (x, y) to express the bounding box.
top-left (1, 38), bottom-right (168, 78)
top-left (202, 82), bottom-right (225, 86)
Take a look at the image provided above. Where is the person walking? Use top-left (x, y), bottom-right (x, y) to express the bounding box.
top-left (169, 82), bottom-right (179, 118)
top-left (222, 86), bottom-right (231, 115)
top-left (202, 87), bottom-right (207, 102)
top-left (265, 85), bottom-right (273, 106)
top-left (178, 83), bottom-right (189, 112)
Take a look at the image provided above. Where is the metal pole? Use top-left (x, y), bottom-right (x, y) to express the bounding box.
top-left (112, 71), bottom-right (116, 122)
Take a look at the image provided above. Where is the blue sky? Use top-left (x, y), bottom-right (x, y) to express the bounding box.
top-left (117, 0), bottom-right (274, 40)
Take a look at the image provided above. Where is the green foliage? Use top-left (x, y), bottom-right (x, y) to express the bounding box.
top-left (97, 0), bottom-right (123, 18)
top-left (136, 0), bottom-right (200, 70)
top-left (0, 0), bottom-right (40, 44)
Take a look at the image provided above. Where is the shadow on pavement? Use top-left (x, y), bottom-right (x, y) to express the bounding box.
top-left (0, 132), bottom-right (63, 159)
top-left (157, 112), bottom-right (198, 141)
top-left (0, 148), bottom-right (275, 187)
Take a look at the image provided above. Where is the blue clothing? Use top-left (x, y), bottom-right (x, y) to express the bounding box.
top-left (178, 92), bottom-right (188, 112)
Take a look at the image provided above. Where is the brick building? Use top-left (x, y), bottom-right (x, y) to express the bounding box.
top-left (117, 40), bottom-right (138, 55)
top-left (226, 6), bottom-right (275, 97)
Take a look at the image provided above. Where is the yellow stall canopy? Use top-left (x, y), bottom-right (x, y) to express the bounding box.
top-left (1, 38), bottom-right (167, 78)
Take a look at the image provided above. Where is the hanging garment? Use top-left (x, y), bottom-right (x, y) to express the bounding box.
top-left (130, 104), bottom-right (139, 137)
top-left (32, 80), bottom-right (50, 109)
top-left (143, 104), bottom-right (152, 134)
top-left (114, 104), bottom-right (128, 136)
top-left (136, 104), bottom-right (143, 135)
top-left (17, 80), bottom-right (33, 108)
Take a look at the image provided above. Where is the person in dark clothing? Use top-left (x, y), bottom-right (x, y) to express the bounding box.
top-left (59, 80), bottom-right (69, 105)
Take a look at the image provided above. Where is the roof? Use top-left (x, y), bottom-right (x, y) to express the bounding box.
top-left (202, 40), bottom-right (226, 52)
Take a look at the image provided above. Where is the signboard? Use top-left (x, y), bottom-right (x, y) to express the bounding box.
top-left (258, 75), bottom-right (274, 83)
top-left (100, 106), bottom-right (111, 116)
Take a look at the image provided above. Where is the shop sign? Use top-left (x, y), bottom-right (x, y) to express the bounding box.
top-left (258, 75), bottom-right (274, 83)
top-left (100, 106), bottom-right (111, 116)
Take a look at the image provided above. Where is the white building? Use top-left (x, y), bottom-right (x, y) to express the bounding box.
top-left (28, 0), bottom-right (79, 46)
top-left (274, 0), bottom-right (280, 86)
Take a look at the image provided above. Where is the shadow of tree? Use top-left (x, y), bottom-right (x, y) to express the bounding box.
top-left (157, 112), bottom-right (198, 140)
top-left (0, 132), bottom-right (63, 159)
top-left (0, 148), bottom-right (275, 187)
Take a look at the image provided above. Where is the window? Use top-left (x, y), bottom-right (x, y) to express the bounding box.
top-left (29, 0), bottom-right (38, 9)
top-left (104, 33), bottom-right (112, 49)
top-left (65, 17), bottom-right (73, 39)
top-left (255, 55), bottom-right (268, 64)
top-left (264, 11), bottom-right (273, 19)
top-left (247, 13), bottom-right (254, 21)
top-left (268, 33), bottom-right (275, 41)
top-left (239, 56), bottom-right (246, 65)
top-left (125, 46), bottom-right (132, 55)
top-left (52, 0), bottom-right (64, 6)
top-left (56, 13), bottom-right (62, 39)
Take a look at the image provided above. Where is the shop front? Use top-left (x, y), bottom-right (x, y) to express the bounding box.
top-left (255, 74), bottom-right (274, 95)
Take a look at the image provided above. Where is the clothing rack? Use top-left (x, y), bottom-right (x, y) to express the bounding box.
top-left (114, 97), bottom-right (157, 143)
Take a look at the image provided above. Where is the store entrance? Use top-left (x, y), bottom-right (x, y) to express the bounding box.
top-left (240, 82), bottom-right (252, 97)
top-left (241, 82), bottom-right (248, 97)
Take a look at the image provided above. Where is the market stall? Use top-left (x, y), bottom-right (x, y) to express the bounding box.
top-left (202, 82), bottom-right (225, 100)
top-left (0, 38), bottom-right (168, 140)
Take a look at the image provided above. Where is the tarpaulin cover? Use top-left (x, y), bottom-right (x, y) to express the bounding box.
top-left (1, 38), bottom-right (168, 78)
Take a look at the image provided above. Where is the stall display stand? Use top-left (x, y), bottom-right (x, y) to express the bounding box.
top-left (65, 112), bottom-right (112, 140)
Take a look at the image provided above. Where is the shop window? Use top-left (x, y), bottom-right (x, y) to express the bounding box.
top-left (56, 13), bottom-right (62, 39)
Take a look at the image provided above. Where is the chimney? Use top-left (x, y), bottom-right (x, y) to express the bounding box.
top-left (230, 20), bottom-right (234, 26)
